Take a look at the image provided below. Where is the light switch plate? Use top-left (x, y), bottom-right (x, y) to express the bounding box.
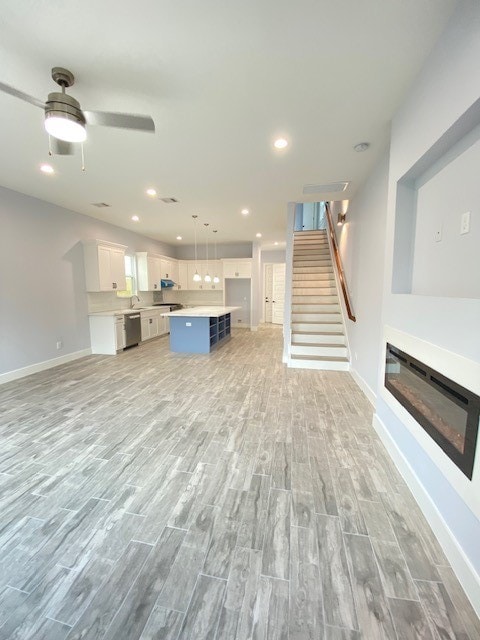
top-left (461, 211), bottom-right (471, 235)
top-left (434, 225), bottom-right (442, 242)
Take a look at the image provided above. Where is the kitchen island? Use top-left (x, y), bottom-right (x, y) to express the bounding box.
top-left (161, 306), bottom-right (240, 353)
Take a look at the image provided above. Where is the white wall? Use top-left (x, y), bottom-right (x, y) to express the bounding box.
top-left (336, 152), bottom-right (390, 401)
top-left (376, 0), bottom-right (480, 601)
top-left (0, 186), bottom-right (174, 376)
top-left (412, 132), bottom-right (480, 298)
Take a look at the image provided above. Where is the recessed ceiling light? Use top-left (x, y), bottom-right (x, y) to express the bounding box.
top-left (353, 142), bottom-right (370, 152)
top-left (256, 233), bottom-right (262, 238)
top-left (176, 235), bottom-right (182, 240)
top-left (274, 138), bottom-right (288, 149)
top-left (40, 163), bottom-right (54, 174)
top-left (131, 215), bottom-right (139, 222)
top-left (146, 188), bottom-right (157, 197)
top-left (241, 208), bottom-right (249, 215)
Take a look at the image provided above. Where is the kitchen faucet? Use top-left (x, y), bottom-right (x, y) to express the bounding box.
top-left (130, 295), bottom-right (141, 309)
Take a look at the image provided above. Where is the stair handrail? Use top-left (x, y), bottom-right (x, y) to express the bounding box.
top-left (325, 202), bottom-right (356, 322)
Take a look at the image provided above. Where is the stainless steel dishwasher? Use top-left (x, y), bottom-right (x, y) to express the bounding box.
top-left (124, 313), bottom-right (141, 348)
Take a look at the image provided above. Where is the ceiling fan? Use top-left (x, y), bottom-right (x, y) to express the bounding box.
top-left (0, 67), bottom-right (155, 155)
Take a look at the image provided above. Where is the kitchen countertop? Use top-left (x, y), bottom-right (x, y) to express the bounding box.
top-left (88, 306), bottom-right (165, 317)
top-left (161, 306), bottom-right (240, 318)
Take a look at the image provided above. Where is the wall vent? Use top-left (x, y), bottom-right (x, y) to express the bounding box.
top-left (302, 182), bottom-right (349, 194)
top-left (160, 197), bottom-right (179, 204)
top-left (91, 202), bottom-right (111, 208)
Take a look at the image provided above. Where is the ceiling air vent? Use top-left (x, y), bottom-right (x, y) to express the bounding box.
top-left (160, 197), bottom-right (179, 204)
top-left (91, 202), bottom-right (111, 208)
top-left (302, 182), bottom-right (349, 194)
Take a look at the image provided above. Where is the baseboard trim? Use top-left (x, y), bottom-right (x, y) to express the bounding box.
top-left (0, 348), bottom-right (92, 385)
top-left (372, 413), bottom-right (480, 616)
top-left (350, 367), bottom-right (376, 407)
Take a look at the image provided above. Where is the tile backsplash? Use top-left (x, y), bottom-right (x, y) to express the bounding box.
top-left (87, 291), bottom-right (156, 313)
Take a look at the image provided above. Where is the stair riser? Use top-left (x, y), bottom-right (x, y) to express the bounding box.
top-left (291, 304), bottom-right (340, 313)
top-left (291, 323), bottom-right (343, 332)
top-left (292, 274), bottom-right (335, 282)
top-left (293, 287), bottom-right (337, 296)
top-left (292, 296), bottom-right (338, 304)
top-left (291, 345), bottom-right (348, 357)
top-left (292, 333), bottom-right (346, 344)
top-left (293, 262), bottom-right (332, 269)
top-left (291, 312), bottom-right (341, 322)
top-left (288, 359), bottom-right (350, 371)
top-left (293, 267), bottom-right (334, 274)
top-left (294, 236), bottom-right (327, 241)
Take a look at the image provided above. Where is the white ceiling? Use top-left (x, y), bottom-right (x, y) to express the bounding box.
top-left (0, 0), bottom-right (457, 247)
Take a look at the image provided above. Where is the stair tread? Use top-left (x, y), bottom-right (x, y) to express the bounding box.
top-left (292, 341), bottom-right (345, 347)
top-left (290, 354), bottom-right (349, 362)
top-left (292, 331), bottom-right (344, 336)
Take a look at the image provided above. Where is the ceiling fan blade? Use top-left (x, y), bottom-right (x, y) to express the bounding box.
top-left (52, 138), bottom-right (74, 155)
top-left (0, 80), bottom-right (45, 109)
top-left (83, 110), bottom-right (155, 132)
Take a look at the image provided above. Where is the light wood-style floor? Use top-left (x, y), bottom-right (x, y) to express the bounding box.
top-left (0, 326), bottom-right (479, 640)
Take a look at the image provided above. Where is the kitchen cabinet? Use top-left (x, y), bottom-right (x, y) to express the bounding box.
top-left (222, 259), bottom-right (252, 279)
top-left (177, 261), bottom-right (189, 290)
top-left (140, 309), bottom-right (170, 341)
top-left (84, 240), bottom-right (127, 292)
top-left (115, 316), bottom-right (126, 351)
top-left (186, 260), bottom-right (224, 290)
top-left (160, 256), bottom-right (178, 283)
top-left (136, 252), bottom-right (162, 291)
top-left (141, 309), bottom-right (159, 341)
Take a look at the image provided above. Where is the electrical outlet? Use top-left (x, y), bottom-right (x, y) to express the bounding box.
top-left (460, 211), bottom-right (471, 235)
top-left (56, 341), bottom-right (63, 350)
top-left (434, 225), bottom-right (442, 242)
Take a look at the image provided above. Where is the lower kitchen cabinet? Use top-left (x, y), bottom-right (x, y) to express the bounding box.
top-left (90, 315), bottom-right (125, 355)
top-left (140, 309), bottom-right (169, 341)
top-left (115, 316), bottom-right (126, 350)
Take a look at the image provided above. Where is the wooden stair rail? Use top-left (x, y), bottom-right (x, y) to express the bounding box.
top-left (325, 202), bottom-right (356, 322)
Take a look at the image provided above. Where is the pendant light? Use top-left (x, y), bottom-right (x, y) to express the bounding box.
top-left (192, 215), bottom-right (202, 282)
top-left (213, 230), bottom-right (220, 283)
top-left (204, 223), bottom-right (212, 282)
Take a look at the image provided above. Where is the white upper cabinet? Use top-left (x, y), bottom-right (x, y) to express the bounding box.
top-left (222, 259), bottom-right (252, 278)
top-left (136, 252), bottom-right (162, 291)
top-left (84, 240), bottom-right (127, 292)
top-left (160, 257), bottom-right (179, 283)
top-left (177, 261), bottom-right (189, 290)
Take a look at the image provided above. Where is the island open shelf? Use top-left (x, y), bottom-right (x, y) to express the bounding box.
top-left (161, 306), bottom-right (239, 354)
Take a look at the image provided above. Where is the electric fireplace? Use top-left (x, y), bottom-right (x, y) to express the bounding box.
top-left (385, 343), bottom-right (479, 479)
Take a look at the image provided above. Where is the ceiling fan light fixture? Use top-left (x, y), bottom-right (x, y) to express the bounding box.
top-left (45, 113), bottom-right (86, 142)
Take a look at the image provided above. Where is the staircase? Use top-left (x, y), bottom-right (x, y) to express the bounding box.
top-left (288, 230), bottom-right (349, 370)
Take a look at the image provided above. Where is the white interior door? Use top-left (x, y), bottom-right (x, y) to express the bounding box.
top-left (265, 264), bottom-right (273, 322)
top-left (272, 263), bottom-right (286, 325)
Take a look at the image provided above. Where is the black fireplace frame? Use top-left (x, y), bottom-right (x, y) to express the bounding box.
top-left (385, 343), bottom-right (479, 480)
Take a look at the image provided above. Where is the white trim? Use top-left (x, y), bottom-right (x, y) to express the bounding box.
top-left (350, 367), bottom-right (376, 407)
top-left (0, 349), bottom-right (92, 385)
top-left (373, 413), bottom-right (480, 617)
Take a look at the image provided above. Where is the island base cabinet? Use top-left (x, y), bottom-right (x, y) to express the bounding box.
top-left (169, 314), bottom-right (231, 354)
